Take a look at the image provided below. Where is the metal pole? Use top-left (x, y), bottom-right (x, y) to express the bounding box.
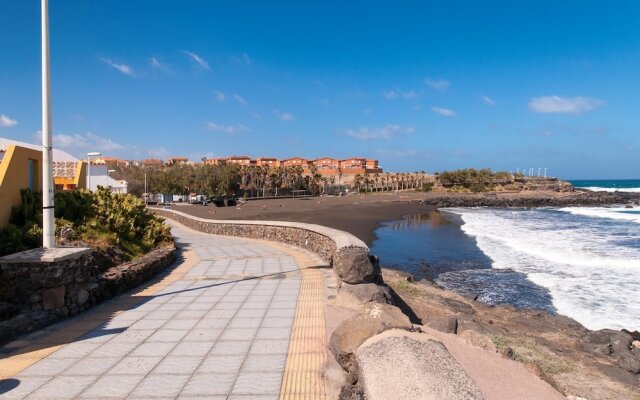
top-left (144, 173), bottom-right (147, 205)
top-left (41, 0), bottom-right (55, 248)
top-left (87, 155), bottom-right (91, 190)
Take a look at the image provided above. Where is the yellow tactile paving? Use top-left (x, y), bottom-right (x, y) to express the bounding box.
top-left (0, 244), bottom-right (199, 379)
top-left (279, 250), bottom-right (328, 400)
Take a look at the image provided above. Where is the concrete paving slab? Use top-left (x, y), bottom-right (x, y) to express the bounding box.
top-left (0, 224), bottom-right (328, 399)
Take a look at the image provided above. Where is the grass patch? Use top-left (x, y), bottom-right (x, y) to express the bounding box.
top-left (490, 334), bottom-right (574, 375)
top-left (388, 279), bottom-right (429, 297)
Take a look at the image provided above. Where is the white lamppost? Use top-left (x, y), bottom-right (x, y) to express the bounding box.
top-left (41, 0), bottom-right (55, 248)
top-left (87, 152), bottom-right (101, 191)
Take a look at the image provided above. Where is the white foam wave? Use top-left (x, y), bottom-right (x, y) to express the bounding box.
top-left (443, 207), bottom-right (640, 331)
top-left (579, 186), bottom-right (640, 193)
top-left (559, 206), bottom-right (640, 224)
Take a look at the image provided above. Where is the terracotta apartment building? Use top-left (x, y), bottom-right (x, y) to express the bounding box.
top-left (202, 155), bottom-right (382, 177)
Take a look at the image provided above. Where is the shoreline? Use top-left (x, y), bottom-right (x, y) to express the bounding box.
top-left (160, 194), bottom-right (640, 396)
top-left (163, 189), bottom-right (639, 246)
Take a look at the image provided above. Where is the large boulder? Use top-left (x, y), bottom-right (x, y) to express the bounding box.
top-left (356, 330), bottom-right (486, 400)
top-left (334, 248), bottom-right (380, 284)
top-left (329, 303), bottom-right (412, 374)
top-left (335, 282), bottom-right (393, 310)
top-left (583, 329), bottom-right (640, 373)
top-left (615, 352), bottom-right (640, 374)
top-left (583, 329), bottom-right (633, 356)
top-left (426, 315), bottom-right (458, 334)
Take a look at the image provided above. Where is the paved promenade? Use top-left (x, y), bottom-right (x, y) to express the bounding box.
top-left (0, 224), bottom-right (328, 399)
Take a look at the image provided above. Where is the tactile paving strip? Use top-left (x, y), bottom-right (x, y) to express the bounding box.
top-left (276, 246), bottom-right (328, 400)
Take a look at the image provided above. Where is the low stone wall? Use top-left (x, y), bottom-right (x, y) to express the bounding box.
top-left (0, 243), bottom-right (176, 344)
top-left (152, 208), bottom-right (369, 265)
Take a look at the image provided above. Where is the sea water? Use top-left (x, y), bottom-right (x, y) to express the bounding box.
top-left (571, 179), bottom-right (640, 193)
top-left (371, 206), bottom-right (640, 331)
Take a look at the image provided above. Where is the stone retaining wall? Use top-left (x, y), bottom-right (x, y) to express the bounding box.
top-left (0, 243), bottom-right (176, 343)
top-left (152, 208), bottom-right (369, 265)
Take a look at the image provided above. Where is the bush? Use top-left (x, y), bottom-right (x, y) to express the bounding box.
top-left (0, 187), bottom-right (171, 258)
top-left (417, 182), bottom-right (434, 192)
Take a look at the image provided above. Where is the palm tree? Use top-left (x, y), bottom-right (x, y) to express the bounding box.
top-left (353, 173), bottom-right (363, 193)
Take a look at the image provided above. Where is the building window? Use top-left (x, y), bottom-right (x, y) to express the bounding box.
top-left (28, 159), bottom-right (37, 191)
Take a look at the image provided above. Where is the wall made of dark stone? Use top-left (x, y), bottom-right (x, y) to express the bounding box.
top-left (0, 243), bottom-right (176, 344)
top-left (153, 209), bottom-right (337, 263)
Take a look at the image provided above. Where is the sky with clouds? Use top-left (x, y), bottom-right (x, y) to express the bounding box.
top-left (1, 1), bottom-right (639, 178)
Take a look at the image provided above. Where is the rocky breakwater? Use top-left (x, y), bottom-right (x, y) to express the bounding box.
top-left (328, 245), bottom-right (492, 399)
top-left (414, 189), bottom-right (637, 208)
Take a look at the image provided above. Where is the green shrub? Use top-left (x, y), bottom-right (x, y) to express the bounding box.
top-left (417, 182), bottom-right (434, 192)
top-left (0, 187), bottom-right (171, 258)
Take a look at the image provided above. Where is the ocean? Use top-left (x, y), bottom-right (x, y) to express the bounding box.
top-left (371, 184), bottom-right (640, 332)
top-left (571, 179), bottom-right (640, 193)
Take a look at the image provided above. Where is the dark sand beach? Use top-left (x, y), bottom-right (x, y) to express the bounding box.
top-left (166, 192), bottom-right (431, 245)
top-left (158, 190), bottom-right (629, 245)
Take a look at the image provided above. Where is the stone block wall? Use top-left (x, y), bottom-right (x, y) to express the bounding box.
top-left (153, 209), bottom-right (339, 263)
top-left (0, 251), bottom-right (96, 317)
top-left (0, 243), bottom-right (176, 343)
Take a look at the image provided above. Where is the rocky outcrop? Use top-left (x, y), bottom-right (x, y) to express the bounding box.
top-left (426, 315), bottom-right (458, 334)
top-left (334, 249), bottom-right (380, 284)
top-left (335, 282), bottom-right (393, 310)
top-left (412, 191), bottom-right (637, 208)
top-left (356, 330), bottom-right (486, 400)
top-left (583, 329), bottom-right (640, 374)
top-left (329, 303), bottom-right (412, 381)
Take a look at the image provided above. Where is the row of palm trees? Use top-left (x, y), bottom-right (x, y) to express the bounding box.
top-left (352, 171), bottom-right (433, 193)
top-left (114, 162), bottom-right (433, 197)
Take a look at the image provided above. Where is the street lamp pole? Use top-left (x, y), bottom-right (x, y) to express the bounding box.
top-left (41, 0), bottom-right (55, 248)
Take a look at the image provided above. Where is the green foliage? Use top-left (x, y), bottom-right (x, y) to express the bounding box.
top-left (417, 182), bottom-right (434, 192)
top-left (437, 168), bottom-right (515, 192)
top-left (10, 189), bottom-right (42, 227)
top-left (0, 187), bottom-right (171, 258)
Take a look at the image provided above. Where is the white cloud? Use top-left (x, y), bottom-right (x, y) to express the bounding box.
top-left (424, 78), bottom-right (450, 91)
top-left (482, 95), bottom-right (496, 106)
top-left (214, 91), bottom-right (226, 102)
top-left (528, 95), bottom-right (604, 115)
top-left (383, 89), bottom-right (418, 100)
top-left (183, 51), bottom-right (210, 70)
top-left (100, 57), bottom-right (134, 76)
top-left (233, 94), bottom-right (248, 106)
top-left (0, 114), bottom-right (17, 128)
top-left (345, 124), bottom-right (415, 141)
top-left (150, 57), bottom-right (171, 74)
top-left (206, 122), bottom-right (251, 134)
top-left (276, 112), bottom-right (294, 121)
top-left (431, 107), bottom-right (456, 117)
top-left (53, 132), bottom-right (125, 151)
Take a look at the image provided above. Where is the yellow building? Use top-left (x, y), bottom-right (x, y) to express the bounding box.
top-left (0, 139), bottom-right (87, 229)
top-left (0, 144), bottom-right (43, 228)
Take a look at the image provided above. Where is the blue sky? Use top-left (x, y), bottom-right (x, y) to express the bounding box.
top-left (1, 1), bottom-right (639, 179)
